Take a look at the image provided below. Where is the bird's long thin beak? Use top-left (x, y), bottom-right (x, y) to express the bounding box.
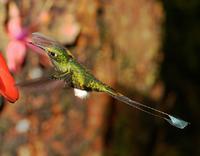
top-left (28, 41), bottom-right (46, 51)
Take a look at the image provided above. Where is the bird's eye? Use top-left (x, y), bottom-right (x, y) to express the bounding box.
top-left (49, 52), bottom-right (57, 57)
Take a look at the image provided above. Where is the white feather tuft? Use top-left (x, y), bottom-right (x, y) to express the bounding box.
top-left (74, 88), bottom-right (89, 99)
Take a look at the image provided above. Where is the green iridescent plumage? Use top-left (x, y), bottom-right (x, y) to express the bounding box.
top-left (30, 32), bottom-right (189, 129)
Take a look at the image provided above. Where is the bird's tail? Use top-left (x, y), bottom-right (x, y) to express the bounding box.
top-left (103, 87), bottom-right (189, 129)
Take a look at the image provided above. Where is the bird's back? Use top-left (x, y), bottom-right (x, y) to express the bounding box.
top-left (69, 59), bottom-right (109, 92)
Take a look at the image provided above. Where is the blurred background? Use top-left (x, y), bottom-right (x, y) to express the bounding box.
top-left (0, 0), bottom-right (199, 155)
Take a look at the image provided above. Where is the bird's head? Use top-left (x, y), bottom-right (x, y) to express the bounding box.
top-left (29, 32), bottom-right (73, 67)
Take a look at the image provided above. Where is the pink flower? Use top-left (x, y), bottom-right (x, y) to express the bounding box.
top-left (5, 2), bottom-right (29, 73)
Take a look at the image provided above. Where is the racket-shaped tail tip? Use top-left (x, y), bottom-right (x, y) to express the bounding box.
top-left (165, 115), bottom-right (190, 129)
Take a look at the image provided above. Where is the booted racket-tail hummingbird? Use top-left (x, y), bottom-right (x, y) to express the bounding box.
top-left (28, 32), bottom-right (189, 129)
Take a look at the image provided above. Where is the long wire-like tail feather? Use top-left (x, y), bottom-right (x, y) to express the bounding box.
top-left (105, 88), bottom-right (189, 129)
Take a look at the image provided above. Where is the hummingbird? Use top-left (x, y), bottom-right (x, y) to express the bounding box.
top-left (28, 32), bottom-right (189, 129)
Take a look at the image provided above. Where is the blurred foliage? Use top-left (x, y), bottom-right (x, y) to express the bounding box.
top-left (0, 0), bottom-right (199, 156)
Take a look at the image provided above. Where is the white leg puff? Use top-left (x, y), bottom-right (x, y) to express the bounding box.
top-left (74, 88), bottom-right (89, 99)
